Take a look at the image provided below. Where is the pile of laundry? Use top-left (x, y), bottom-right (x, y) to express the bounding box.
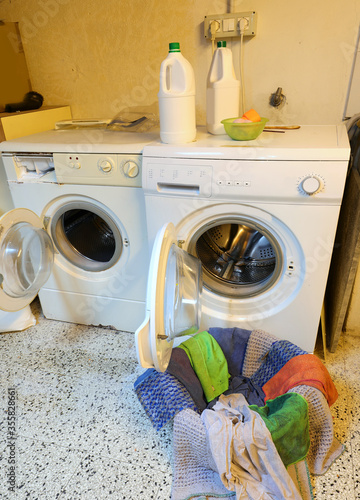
top-left (134, 328), bottom-right (343, 500)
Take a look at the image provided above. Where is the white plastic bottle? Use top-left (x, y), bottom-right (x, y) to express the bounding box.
top-left (158, 42), bottom-right (196, 144)
top-left (206, 40), bottom-right (240, 135)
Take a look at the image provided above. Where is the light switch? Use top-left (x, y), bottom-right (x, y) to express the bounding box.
top-left (228, 18), bottom-right (235, 31)
top-left (223, 18), bottom-right (229, 31)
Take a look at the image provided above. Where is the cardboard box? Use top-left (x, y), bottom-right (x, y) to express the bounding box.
top-left (0, 106), bottom-right (72, 142)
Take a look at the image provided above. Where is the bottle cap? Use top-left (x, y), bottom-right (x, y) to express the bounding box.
top-left (169, 42), bottom-right (181, 52)
top-left (217, 40), bottom-right (226, 47)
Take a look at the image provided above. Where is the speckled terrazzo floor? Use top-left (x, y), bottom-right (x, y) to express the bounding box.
top-left (0, 300), bottom-right (359, 499)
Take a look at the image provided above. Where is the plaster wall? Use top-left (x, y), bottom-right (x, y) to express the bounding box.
top-left (0, 0), bottom-right (359, 124)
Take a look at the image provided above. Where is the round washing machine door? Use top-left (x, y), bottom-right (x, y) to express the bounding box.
top-left (48, 198), bottom-right (124, 272)
top-left (177, 203), bottom-right (305, 322)
top-left (135, 223), bottom-right (202, 372)
top-left (0, 208), bottom-right (54, 312)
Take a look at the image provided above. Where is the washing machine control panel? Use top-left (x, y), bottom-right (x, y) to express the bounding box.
top-left (143, 157), bottom-right (347, 204)
top-left (53, 153), bottom-right (142, 186)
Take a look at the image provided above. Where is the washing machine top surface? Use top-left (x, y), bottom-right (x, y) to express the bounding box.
top-left (0, 128), bottom-right (159, 154)
top-left (143, 125), bottom-right (350, 161)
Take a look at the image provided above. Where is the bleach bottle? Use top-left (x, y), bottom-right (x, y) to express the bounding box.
top-left (207, 40), bottom-right (240, 135)
top-left (158, 42), bottom-right (196, 144)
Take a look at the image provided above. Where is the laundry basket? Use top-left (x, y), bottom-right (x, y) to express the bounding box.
top-left (134, 328), bottom-right (343, 498)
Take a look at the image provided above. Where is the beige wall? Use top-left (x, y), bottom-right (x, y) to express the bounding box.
top-left (344, 267), bottom-right (360, 335)
top-left (0, 0), bottom-right (359, 124)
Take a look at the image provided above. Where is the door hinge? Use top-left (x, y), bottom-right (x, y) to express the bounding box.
top-left (43, 217), bottom-right (50, 230)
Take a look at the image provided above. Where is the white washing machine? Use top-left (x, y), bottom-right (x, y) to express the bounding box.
top-left (136, 125), bottom-right (350, 371)
top-left (0, 128), bottom-right (158, 332)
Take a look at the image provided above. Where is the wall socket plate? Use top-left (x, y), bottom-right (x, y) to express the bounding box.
top-left (204, 11), bottom-right (257, 39)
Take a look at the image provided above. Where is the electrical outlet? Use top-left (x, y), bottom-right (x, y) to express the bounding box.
top-left (204, 11), bottom-right (257, 39)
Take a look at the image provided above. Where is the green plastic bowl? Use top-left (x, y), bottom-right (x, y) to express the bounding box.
top-left (221, 117), bottom-right (269, 141)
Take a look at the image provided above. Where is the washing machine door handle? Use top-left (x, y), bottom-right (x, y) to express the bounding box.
top-left (135, 222), bottom-right (202, 372)
top-left (135, 313), bottom-right (154, 369)
top-left (0, 208), bottom-right (54, 312)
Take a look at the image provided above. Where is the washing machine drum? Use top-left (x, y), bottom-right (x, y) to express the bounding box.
top-left (52, 204), bottom-right (123, 272)
top-left (195, 223), bottom-right (278, 298)
top-left (63, 209), bottom-right (116, 262)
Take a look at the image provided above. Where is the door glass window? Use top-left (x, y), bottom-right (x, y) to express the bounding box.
top-left (194, 221), bottom-right (281, 298)
top-left (164, 243), bottom-right (202, 340)
top-left (0, 222), bottom-right (54, 299)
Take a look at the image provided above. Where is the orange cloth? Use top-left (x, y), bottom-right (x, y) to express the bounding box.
top-left (242, 108), bottom-right (261, 122)
top-left (262, 354), bottom-right (338, 407)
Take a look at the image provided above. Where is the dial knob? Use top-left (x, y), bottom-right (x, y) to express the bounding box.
top-left (299, 175), bottom-right (323, 195)
top-left (98, 159), bottom-right (113, 173)
top-left (123, 160), bottom-right (139, 178)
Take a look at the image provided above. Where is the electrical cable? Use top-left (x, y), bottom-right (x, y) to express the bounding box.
top-left (240, 31), bottom-right (245, 115)
top-left (210, 20), bottom-right (220, 54)
top-left (238, 17), bottom-right (249, 115)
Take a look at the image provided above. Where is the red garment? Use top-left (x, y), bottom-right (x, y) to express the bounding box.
top-left (262, 354), bottom-right (338, 406)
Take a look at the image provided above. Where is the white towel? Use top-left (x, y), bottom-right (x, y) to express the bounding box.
top-left (202, 393), bottom-right (302, 500)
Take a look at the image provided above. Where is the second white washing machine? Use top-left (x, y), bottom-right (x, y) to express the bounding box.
top-left (136, 125), bottom-right (350, 371)
top-left (0, 128), bottom-right (157, 332)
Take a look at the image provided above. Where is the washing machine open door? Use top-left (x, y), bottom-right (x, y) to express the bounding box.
top-left (135, 222), bottom-right (202, 372)
top-left (0, 208), bottom-right (54, 312)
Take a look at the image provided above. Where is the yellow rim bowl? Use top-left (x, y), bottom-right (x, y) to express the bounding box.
top-left (221, 117), bottom-right (269, 141)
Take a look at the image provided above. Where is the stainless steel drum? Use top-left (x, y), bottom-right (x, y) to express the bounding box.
top-left (195, 223), bottom-right (278, 297)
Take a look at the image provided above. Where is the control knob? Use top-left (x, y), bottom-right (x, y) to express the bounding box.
top-left (98, 159), bottom-right (113, 173)
top-left (298, 175), bottom-right (324, 196)
top-left (123, 160), bottom-right (139, 178)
